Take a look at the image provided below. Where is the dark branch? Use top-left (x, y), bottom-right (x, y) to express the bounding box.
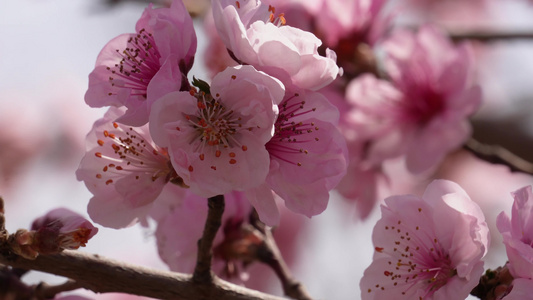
top-left (193, 195), bottom-right (226, 283)
top-left (0, 250), bottom-right (286, 300)
top-left (450, 31), bottom-right (533, 42)
top-left (464, 138), bottom-right (533, 175)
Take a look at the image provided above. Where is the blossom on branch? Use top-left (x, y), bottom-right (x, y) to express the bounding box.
top-left (149, 65), bottom-right (283, 198)
top-left (360, 180), bottom-right (489, 299)
top-left (348, 25), bottom-right (481, 174)
top-left (76, 107), bottom-right (177, 228)
top-left (212, 0), bottom-right (340, 90)
top-left (497, 185), bottom-right (533, 280)
top-left (247, 85), bottom-right (348, 225)
top-left (11, 208), bottom-right (98, 259)
top-left (85, 0), bottom-right (196, 126)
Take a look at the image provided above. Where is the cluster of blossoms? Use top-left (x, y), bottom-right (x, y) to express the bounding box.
top-left (360, 180), bottom-right (533, 300)
top-left (77, 0), bottom-right (347, 277)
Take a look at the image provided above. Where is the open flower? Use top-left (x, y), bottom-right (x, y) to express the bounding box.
top-left (245, 85), bottom-right (347, 225)
top-left (149, 65), bottom-right (284, 197)
top-left (85, 0), bottom-right (196, 126)
top-left (497, 185), bottom-right (533, 280)
top-left (212, 0), bottom-right (339, 90)
top-left (360, 180), bottom-right (489, 299)
top-left (76, 107), bottom-right (176, 228)
top-left (348, 25), bottom-right (481, 173)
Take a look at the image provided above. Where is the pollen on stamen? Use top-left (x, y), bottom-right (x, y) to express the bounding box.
top-left (105, 179), bottom-right (113, 185)
top-left (231, 75), bottom-right (237, 80)
top-left (235, 1), bottom-right (240, 9)
top-left (229, 159), bottom-right (237, 164)
top-left (215, 150), bottom-right (221, 158)
top-left (375, 247), bottom-right (384, 253)
top-left (211, 166), bottom-right (216, 170)
top-left (199, 154), bottom-right (205, 161)
top-left (188, 165), bottom-right (194, 172)
top-left (97, 140), bottom-right (104, 146)
top-left (96, 174), bottom-right (102, 179)
top-left (113, 122), bottom-right (119, 128)
top-left (229, 152), bottom-right (236, 158)
top-left (95, 152), bottom-right (102, 158)
top-left (242, 145), bottom-right (247, 151)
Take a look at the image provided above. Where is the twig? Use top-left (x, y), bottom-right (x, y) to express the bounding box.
top-left (33, 280), bottom-right (82, 299)
top-left (464, 138), bottom-right (533, 175)
top-left (193, 195), bottom-right (226, 283)
top-left (450, 31), bottom-right (533, 42)
top-left (0, 250), bottom-right (286, 300)
top-left (249, 211), bottom-right (313, 300)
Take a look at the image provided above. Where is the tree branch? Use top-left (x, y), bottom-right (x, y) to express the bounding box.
top-left (0, 250), bottom-right (287, 300)
top-left (193, 195), bottom-right (226, 283)
top-left (464, 138), bottom-right (533, 175)
top-left (450, 30), bottom-right (533, 42)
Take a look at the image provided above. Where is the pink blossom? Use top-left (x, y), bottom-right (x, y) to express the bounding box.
top-left (497, 185), bottom-right (533, 280)
top-left (155, 190), bottom-right (252, 276)
top-left (247, 86), bottom-right (347, 225)
top-left (30, 208), bottom-right (98, 254)
top-left (212, 0), bottom-right (339, 90)
top-left (76, 107), bottom-right (176, 228)
top-left (348, 25), bottom-right (482, 173)
top-left (360, 180), bottom-right (489, 299)
top-left (85, 0), bottom-right (196, 126)
top-left (499, 278), bottom-right (533, 300)
top-left (149, 65), bottom-right (283, 198)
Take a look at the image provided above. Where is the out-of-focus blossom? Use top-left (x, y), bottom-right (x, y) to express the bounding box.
top-left (348, 25), bottom-right (481, 174)
top-left (11, 208), bottom-right (98, 259)
top-left (85, 0), bottom-right (197, 126)
top-left (155, 190), bottom-right (252, 277)
top-left (497, 185), bottom-right (533, 280)
top-left (498, 278), bottom-right (533, 300)
top-left (360, 180), bottom-right (489, 299)
top-left (248, 85), bottom-right (347, 225)
top-left (212, 0), bottom-right (340, 90)
top-left (149, 65), bottom-right (283, 199)
top-left (76, 107), bottom-right (177, 229)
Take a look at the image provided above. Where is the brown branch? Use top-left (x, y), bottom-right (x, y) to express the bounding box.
top-left (193, 194), bottom-right (225, 283)
top-left (255, 227), bottom-right (313, 300)
top-left (464, 138), bottom-right (533, 175)
top-left (33, 280), bottom-right (82, 299)
top-left (0, 250), bottom-right (287, 300)
top-left (450, 31), bottom-right (533, 42)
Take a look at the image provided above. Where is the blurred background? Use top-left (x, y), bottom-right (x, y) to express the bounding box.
top-left (2, 0), bottom-right (533, 299)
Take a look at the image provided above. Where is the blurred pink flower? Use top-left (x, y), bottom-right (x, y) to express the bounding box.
top-left (360, 180), bottom-right (489, 299)
top-left (30, 208), bottom-right (98, 254)
top-left (497, 185), bottom-right (533, 280)
top-left (348, 25), bottom-right (482, 174)
top-left (212, 0), bottom-right (339, 90)
top-left (155, 190), bottom-right (252, 276)
top-left (76, 107), bottom-right (176, 228)
top-left (499, 278), bottom-right (533, 300)
top-left (149, 65), bottom-right (283, 199)
top-left (249, 86), bottom-right (347, 225)
top-left (85, 0), bottom-right (196, 126)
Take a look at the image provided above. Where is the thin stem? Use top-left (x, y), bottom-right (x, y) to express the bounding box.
top-left (464, 138), bottom-right (533, 175)
top-left (193, 195), bottom-right (225, 283)
top-left (450, 31), bottom-right (533, 42)
top-left (249, 211), bottom-right (313, 300)
top-left (33, 280), bottom-right (82, 299)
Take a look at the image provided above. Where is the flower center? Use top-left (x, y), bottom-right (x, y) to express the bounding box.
top-left (107, 28), bottom-right (161, 98)
top-left (368, 207), bottom-right (457, 299)
top-left (266, 93), bottom-right (317, 167)
top-left (94, 121), bottom-right (171, 185)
